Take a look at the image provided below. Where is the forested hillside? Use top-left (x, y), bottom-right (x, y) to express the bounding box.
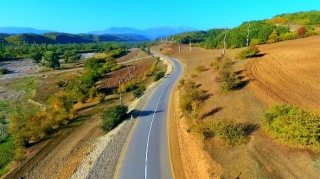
top-left (0, 33), bottom-right (149, 45)
top-left (171, 10), bottom-right (320, 49)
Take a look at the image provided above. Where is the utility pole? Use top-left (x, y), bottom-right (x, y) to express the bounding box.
top-left (189, 38), bottom-right (192, 52)
top-left (246, 22), bottom-right (250, 47)
top-left (119, 80), bottom-right (122, 103)
top-left (222, 26), bottom-right (227, 57)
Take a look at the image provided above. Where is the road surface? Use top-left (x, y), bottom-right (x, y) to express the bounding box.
top-left (114, 53), bottom-right (183, 179)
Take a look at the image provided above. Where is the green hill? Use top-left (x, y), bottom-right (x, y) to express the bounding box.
top-left (2, 32), bottom-right (149, 45)
top-left (171, 10), bottom-right (320, 49)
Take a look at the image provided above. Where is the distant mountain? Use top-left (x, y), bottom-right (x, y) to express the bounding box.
top-left (88, 26), bottom-right (198, 39)
top-left (89, 27), bottom-right (144, 36)
top-left (0, 27), bottom-right (54, 34)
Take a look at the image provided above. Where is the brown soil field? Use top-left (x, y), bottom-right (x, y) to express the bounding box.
top-left (244, 36), bottom-right (320, 112)
top-left (116, 49), bottom-right (139, 63)
top-left (154, 39), bottom-right (320, 179)
top-left (98, 58), bottom-right (155, 92)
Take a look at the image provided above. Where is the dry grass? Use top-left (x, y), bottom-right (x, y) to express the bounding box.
top-left (153, 40), bottom-right (320, 178)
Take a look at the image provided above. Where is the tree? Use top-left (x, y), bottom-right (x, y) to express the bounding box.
top-left (63, 51), bottom-right (81, 63)
top-left (30, 51), bottom-right (42, 63)
top-left (101, 105), bottom-right (128, 131)
top-left (267, 30), bottom-right (279, 43)
top-left (298, 26), bottom-right (307, 36)
top-left (42, 51), bottom-right (60, 69)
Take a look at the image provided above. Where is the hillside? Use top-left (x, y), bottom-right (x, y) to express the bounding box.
top-left (171, 10), bottom-right (320, 49)
top-left (0, 33), bottom-right (149, 45)
top-left (153, 36), bottom-right (320, 179)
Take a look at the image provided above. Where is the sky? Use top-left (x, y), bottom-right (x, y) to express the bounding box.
top-left (0, 0), bottom-right (319, 33)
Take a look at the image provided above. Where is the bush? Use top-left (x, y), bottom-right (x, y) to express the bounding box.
top-left (178, 79), bottom-right (185, 88)
top-left (110, 64), bottom-right (123, 72)
top-left (191, 74), bottom-right (197, 78)
top-left (262, 105), bottom-right (320, 148)
top-left (133, 86), bottom-right (146, 98)
top-left (101, 105), bottom-right (128, 132)
top-left (195, 65), bottom-right (206, 73)
top-left (97, 93), bottom-right (106, 103)
top-left (120, 80), bottom-right (137, 93)
top-left (0, 68), bottom-right (9, 75)
top-left (236, 45), bottom-right (260, 59)
top-left (198, 120), bottom-right (252, 146)
top-left (55, 80), bottom-right (66, 87)
top-left (179, 80), bottom-right (207, 119)
top-left (216, 70), bottom-right (240, 93)
top-left (154, 71), bottom-right (165, 82)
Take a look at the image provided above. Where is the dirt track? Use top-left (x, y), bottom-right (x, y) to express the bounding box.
top-left (245, 36), bottom-right (320, 111)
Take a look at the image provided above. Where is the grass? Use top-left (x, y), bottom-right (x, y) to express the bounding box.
top-left (7, 77), bottom-right (37, 94)
top-left (0, 137), bottom-right (14, 177)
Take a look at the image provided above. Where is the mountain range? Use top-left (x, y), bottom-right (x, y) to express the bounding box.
top-left (88, 26), bottom-right (197, 39)
top-left (0, 26), bottom-right (197, 40)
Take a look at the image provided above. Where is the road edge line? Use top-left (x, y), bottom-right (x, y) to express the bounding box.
top-left (113, 63), bottom-right (170, 179)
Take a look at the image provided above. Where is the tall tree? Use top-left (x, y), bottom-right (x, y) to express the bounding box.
top-left (42, 51), bottom-right (60, 69)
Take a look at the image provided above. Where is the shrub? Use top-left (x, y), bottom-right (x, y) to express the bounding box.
top-left (250, 38), bottom-right (261, 45)
top-left (97, 93), bottom-right (106, 103)
top-left (133, 85), bottom-right (146, 98)
top-left (101, 105), bottom-right (128, 132)
top-left (55, 80), bottom-right (66, 87)
top-left (120, 80), bottom-right (137, 93)
top-left (298, 26), bottom-right (307, 36)
top-left (236, 45), bottom-right (260, 59)
top-left (0, 68), bottom-right (9, 75)
top-left (110, 64), bottom-right (123, 72)
top-left (195, 65), bottom-right (206, 73)
top-left (178, 78), bottom-right (185, 88)
top-left (179, 80), bottom-right (207, 119)
top-left (198, 120), bottom-right (252, 146)
top-left (154, 71), bottom-right (165, 82)
top-left (262, 105), bottom-right (320, 148)
top-left (191, 74), bottom-right (197, 78)
top-left (216, 70), bottom-right (240, 93)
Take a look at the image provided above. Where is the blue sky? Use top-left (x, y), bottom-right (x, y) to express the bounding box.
top-left (0, 0), bottom-right (319, 33)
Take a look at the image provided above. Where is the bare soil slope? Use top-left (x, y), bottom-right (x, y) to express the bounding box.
top-left (245, 36), bottom-right (320, 112)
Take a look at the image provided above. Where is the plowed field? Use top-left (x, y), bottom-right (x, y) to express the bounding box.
top-left (245, 36), bottom-right (320, 111)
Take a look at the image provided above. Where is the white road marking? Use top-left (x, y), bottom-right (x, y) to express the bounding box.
top-left (144, 59), bottom-right (179, 179)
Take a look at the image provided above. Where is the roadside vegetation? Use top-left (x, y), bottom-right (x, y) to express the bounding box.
top-left (195, 120), bottom-right (255, 146)
top-left (101, 105), bottom-right (128, 132)
top-left (262, 105), bottom-right (320, 150)
top-left (210, 57), bottom-right (241, 93)
top-left (236, 45), bottom-right (260, 59)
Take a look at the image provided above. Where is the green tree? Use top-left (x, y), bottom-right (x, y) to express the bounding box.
top-left (30, 51), bottom-right (42, 63)
top-left (42, 51), bottom-right (60, 69)
top-left (267, 30), bottom-right (279, 43)
top-left (101, 105), bottom-right (128, 131)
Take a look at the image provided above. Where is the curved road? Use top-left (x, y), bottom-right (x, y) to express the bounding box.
top-left (114, 53), bottom-right (183, 179)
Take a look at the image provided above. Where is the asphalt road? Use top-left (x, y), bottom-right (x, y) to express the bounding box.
top-left (114, 53), bottom-right (183, 179)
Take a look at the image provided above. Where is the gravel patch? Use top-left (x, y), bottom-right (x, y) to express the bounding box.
top-left (0, 59), bottom-right (39, 79)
